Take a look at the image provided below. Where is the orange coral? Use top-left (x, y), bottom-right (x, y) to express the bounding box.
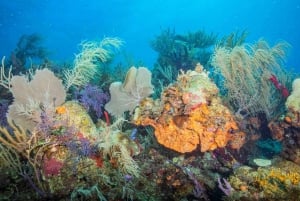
top-left (137, 102), bottom-right (245, 153)
top-left (134, 68), bottom-right (245, 153)
top-left (134, 67), bottom-right (245, 153)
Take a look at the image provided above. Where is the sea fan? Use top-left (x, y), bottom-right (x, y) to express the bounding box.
top-left (105, 66), bottom-right (153, 117)
top-left (7, 68), bottom-right (66, 132)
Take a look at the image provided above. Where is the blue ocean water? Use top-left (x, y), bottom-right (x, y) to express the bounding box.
top-left (0, 0), bottom-right (299, 71)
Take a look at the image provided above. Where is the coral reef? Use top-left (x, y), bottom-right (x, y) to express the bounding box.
top-left (0, 99), bottom-right (145, 199)
top-left (267, 80), bottom-right (300, 165)
top-left (40, 104), bottom-right (147, 197)
top-left (1, 34), bottom-right (300, 201)
top-left (225, 158), bottom-right (300, 200)
top-left (265, 78), bottom-right (300, 165)
top-left (134, 65), bottom-right (246, 153)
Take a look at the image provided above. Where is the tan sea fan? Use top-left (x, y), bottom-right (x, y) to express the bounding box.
top-left (7, 68), bottom-right (66, 132)
top-left (105, 66), bottom-right (153, 117)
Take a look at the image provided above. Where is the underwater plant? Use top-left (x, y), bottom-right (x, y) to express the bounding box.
top-left (211, 39), bottom-right (292, 120)
top-left (10, 33), bottom-right (48, 73)
top-left (64, 37), bottom-right (124, 90)
top-left (0, 57), bottom-right (13, 90)
top-left (151, 28), bottom-right (217, 70)
top-left (96, 117), bottom-right (141, 178)
top-left (217, 30), bottom-right (249, 48)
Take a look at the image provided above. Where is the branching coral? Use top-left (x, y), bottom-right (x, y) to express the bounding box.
top-left (0, 121), bottom-right (30, 158)
top-left (0, 56), bottom-right (13, 90)
top-left (211, 39), bottom-right (291, 120)
top-left (64, 37), bottom-right (124, 90)
top-left (0, 120), bottom-right (52, 192)
top-left (96, 118), bottom-right (141, 178)
top-left (151, 28), bottom-right (217, 70)
top-left (0, 99), bottom-right (9, 127)
top-left (217, 30), bottom-right (248, 48)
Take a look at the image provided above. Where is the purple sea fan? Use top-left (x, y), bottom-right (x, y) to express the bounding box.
top-left (76, 84), bottom-right (110, 119)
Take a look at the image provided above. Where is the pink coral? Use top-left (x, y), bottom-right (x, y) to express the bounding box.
top-left (43, 157), bottom-right (64, 177)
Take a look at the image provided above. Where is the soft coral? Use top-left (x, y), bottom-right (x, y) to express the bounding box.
top-left (75, 84), bottom-right (109, 120)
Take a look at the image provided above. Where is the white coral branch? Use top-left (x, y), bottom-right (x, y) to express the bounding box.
top-left (0, 56), bottom-right (12, 90)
